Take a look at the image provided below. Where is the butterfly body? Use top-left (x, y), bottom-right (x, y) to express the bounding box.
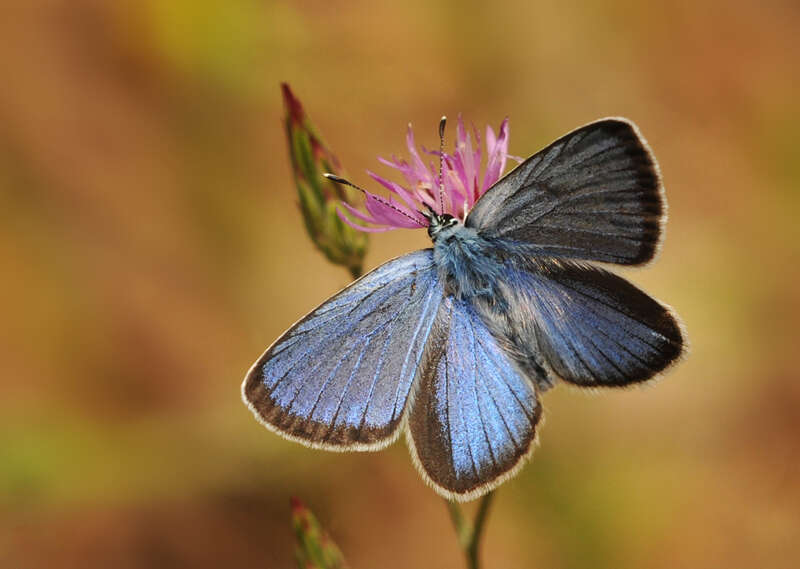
top-left (244, 118), bottom-right (686, 500)
top-left (432, 218), bottom-right (503, 299)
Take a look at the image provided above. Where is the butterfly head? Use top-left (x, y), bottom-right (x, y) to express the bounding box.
top-left (424, 210), bottom-right (461, 242)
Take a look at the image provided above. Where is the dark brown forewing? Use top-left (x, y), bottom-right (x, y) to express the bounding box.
top-left (467, 119), bottom-right (663, 266)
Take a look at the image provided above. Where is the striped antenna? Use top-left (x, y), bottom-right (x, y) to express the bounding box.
top-left (324, 173), bottom-right (424, 226)
top-left (437, 116), bottom-right (447, 215)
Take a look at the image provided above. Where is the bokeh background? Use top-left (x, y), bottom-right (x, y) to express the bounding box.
top-left (2, 1), bottom-right (799, 567)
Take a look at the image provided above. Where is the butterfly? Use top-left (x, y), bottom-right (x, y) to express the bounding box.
top-left (242, 117), bottom-right (686, 501)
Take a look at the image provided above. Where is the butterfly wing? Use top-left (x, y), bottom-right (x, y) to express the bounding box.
top-left (242, 250), bottom-right (443, 449)
top-left (495, 257), bottom-right (685, 387)
top-left (407, 296), bottom-right (541, 501)
top-left (466, 118), bottom-right (663, 265)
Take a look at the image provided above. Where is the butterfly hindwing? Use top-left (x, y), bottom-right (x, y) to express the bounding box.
top-left (242, 250), bottom-right (443, 449)
top-left (497, 257), bottom-right (685, 387)
top-left (408, 296), bottom-right (541, 500)
top-left (466, 118), bottom-right (663, 265)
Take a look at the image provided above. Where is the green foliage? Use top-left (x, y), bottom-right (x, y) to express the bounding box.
top-left (291, 497), bottom-right (350, 569)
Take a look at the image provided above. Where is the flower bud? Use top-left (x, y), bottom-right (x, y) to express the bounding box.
top-left (290, 496), bottom-right (349, 569)
top-left (282, 83), bottom-right (368, 278)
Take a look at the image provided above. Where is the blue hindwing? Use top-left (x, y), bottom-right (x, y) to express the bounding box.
top-left (498, 257), bottom-right (685, 387)
top-left (408, 296), bottom-right (541, 499)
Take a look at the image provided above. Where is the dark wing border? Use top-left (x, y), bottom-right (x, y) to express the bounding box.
top-left (242, 249), bottom-right (442, 452)
top-left (406, 296), bottom-right (542, 501)
top-left (466, 117), bottom-right (666, 266)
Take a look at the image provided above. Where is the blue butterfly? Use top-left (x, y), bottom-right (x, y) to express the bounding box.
top-left (242, 118), bottom-right (686, 501)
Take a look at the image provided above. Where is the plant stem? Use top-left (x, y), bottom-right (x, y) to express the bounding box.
top-left (468, 491), bottom-right (494, 568)
top-left (447, 500), bottom-right (472, 549)
top-left (446, 491), bottom-right (496, 569)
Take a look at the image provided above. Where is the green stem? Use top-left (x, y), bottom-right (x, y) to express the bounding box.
top-left (447, 500), bottom-right (472, 549)
top-left (468, 491), bottom-right (494, 568)
top-left (446, 491), bottom-right (496, 569)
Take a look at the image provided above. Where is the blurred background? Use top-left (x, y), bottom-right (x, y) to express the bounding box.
top-left (1, 1), bottom-right (798, 567)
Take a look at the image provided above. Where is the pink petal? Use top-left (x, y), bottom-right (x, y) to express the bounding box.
top-left (366, 170), bottom-right (420, 211)
top-left (486, 124), bottom-right (497, 154)
top-left (364, 192), bottom-right (426, 228)
top-left (414, 186), bottom-right (438, 210)
top-left (378, 156), bottom-right (418, 187)
top-left (448, 148), bottom-right (471, 203)
top-left (405, 124), bottom-right (432, 182)
top-left (340, 201), bottom-right (382, 224)
top-left (456, 116), bottom-right (476, 186)
top-left (337, 207), bottom-right (395, 232)
top-left (470, 122), bottom-right (483, 202)
top-left (444, 168), bottom-right (467, 201)
top-left (483, 117), bottom-right (509, 191)
top-left (455, 116), bottom-right (484, 206)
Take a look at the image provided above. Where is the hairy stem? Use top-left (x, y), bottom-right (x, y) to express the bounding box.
top-left (446, 491), bottom-right (496, 569)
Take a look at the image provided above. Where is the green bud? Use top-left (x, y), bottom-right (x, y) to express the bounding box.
top-left (290, 496), bottom-right (350, 569)
top-left (281, 83), bottom-right (368, 278)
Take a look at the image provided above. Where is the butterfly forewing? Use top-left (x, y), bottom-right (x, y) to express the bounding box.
top-left (467, 118), bottom-right (663, 265)
top-left (408, 296), bottom-right (541, 500)
top-left (243, 250), bottom-right (443, 449)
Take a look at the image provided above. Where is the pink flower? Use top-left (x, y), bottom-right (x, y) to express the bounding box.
top-left (337, 116), bottom-right (511, 232)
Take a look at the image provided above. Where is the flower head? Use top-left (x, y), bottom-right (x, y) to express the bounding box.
top-left (337, 116), bottom-right (511, 232)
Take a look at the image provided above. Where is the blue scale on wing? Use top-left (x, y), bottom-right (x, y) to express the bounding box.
top-left (409, 297), bottom-right (540, 498)
top-left (243, 250), bottom-right (443, 447)
top-left (266, 274), bottom-right (410, 412)
top-left (502, 258), bottom-right (684, 387)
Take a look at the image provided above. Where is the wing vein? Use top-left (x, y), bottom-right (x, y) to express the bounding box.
top-left (468, 316), bottom-right (498, 469)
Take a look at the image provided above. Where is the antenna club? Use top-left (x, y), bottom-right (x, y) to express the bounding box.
top-left (324, 173), bottom-right (367, 194)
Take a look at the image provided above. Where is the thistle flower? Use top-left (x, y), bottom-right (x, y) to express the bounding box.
top-left (282, 83), bottom-right (368, 277)
top-left (337, 116), bottom-right (511, 232)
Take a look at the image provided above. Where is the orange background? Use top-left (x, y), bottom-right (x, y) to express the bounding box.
top-left (1, 1), bottom-right (798, 568)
